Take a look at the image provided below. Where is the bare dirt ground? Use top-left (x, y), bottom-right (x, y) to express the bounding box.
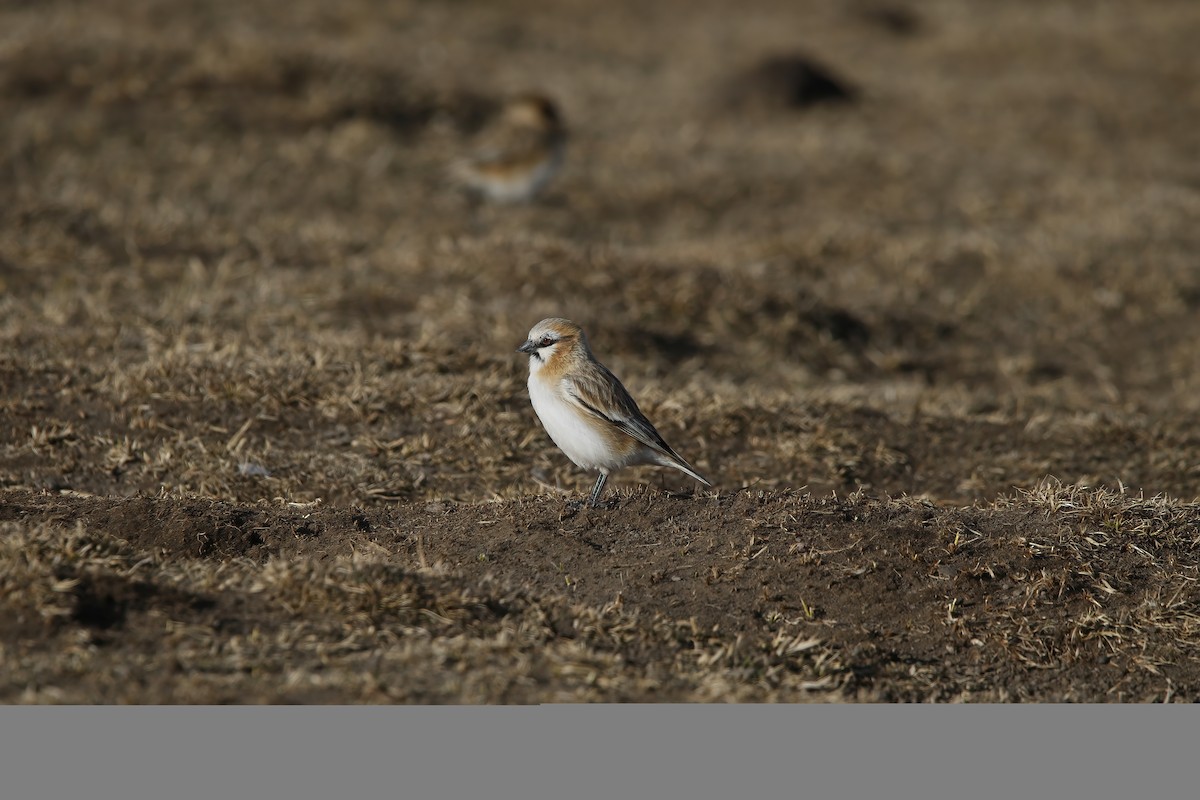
top-left (2, 0), bottom-right (1199, 702)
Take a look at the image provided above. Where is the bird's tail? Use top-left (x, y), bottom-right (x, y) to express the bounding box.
top-left (656, 451), bottom-right (711, 487)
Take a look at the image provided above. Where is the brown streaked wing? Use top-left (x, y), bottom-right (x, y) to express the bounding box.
top-left (561, 365), bottom-right (681, 461)
top-left (473, 126), bottom-right (557, 170)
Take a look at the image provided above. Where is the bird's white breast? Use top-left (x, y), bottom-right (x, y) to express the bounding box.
top-left (528, 372), bottom-right (626, 472)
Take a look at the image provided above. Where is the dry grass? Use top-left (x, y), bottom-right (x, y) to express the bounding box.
top-left (2, 0), bottom-right (1200, 702)
top-left (4, 485), bottom-right (1199, 702)
top-left (0, 510), bottom-right (846, 703)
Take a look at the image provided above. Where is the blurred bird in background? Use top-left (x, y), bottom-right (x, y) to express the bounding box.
top-left (454, 93), bottom-right (567, 203)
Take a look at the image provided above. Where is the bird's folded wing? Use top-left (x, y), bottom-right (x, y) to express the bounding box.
top-left (562, 368), bottom-right (677, 458)
top-left (472, 127), bottom-right (547, 168)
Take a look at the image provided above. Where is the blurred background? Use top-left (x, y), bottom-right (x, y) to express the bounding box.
top-left (2, 0), bottom-right (1199, 505)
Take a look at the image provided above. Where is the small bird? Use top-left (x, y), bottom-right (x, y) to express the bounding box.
top-left (455, 93), bottom-right (566, 203)
top-left (518, 318), bottom-right (711, 506)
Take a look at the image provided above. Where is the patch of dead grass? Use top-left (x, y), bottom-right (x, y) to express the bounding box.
top-left (3, 0), bottom-right (1200, 702)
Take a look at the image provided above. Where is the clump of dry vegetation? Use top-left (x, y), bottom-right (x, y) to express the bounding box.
top-left (4, 486), bottom-right (1199, 702)
top-left (0, 508), bottom-right (847, 703)
top-left (2, 0), bottom-right (1199, 702)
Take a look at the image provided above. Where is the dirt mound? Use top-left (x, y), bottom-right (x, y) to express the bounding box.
top-left (3, 485), bottom-right (1198, 702)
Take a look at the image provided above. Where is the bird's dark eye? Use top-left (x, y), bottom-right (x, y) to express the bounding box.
top-left (538, 336), bottom-right (554, 348)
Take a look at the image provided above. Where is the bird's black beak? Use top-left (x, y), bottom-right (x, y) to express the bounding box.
top-left (517, 340), bottom-right (537, 354)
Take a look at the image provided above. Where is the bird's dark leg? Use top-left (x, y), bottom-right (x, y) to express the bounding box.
top-left (587, 472), bottom-right (609, 507)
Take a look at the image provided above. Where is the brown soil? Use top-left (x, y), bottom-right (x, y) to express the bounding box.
top-left (2, 0), bottom-right (1199, 702)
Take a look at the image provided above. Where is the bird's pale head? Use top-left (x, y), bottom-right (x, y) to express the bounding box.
top-left (517, 317), bottom-right (590, 373)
